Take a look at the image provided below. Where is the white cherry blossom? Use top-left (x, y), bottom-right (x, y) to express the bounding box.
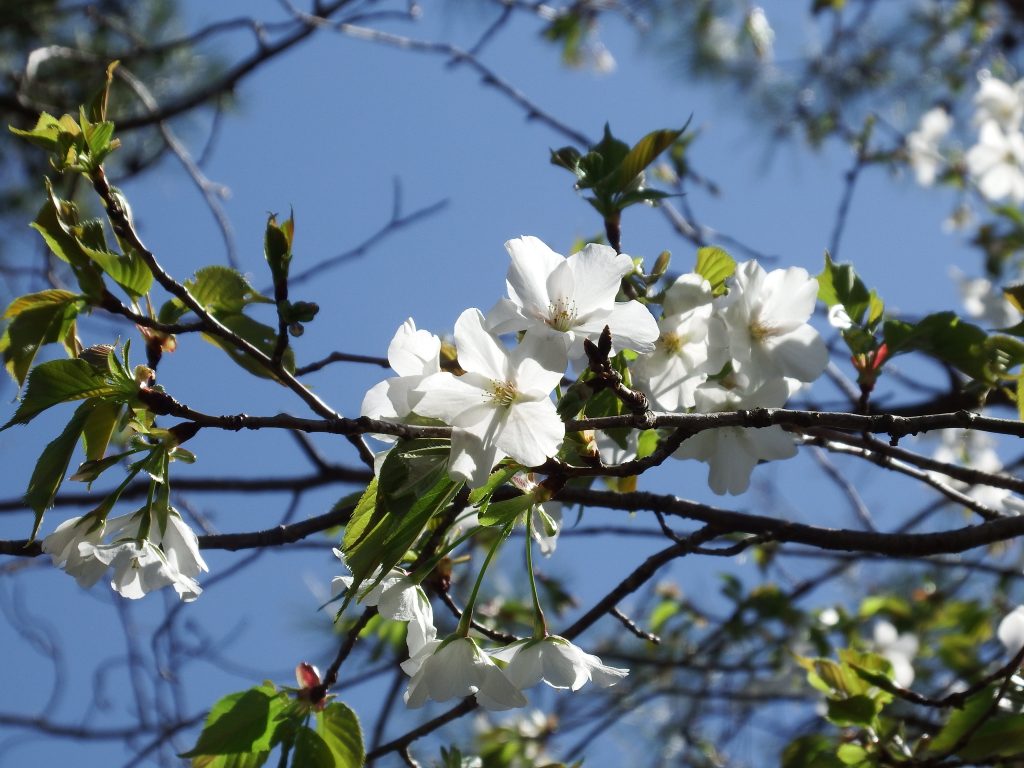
top-left (906, 106), bottom-right (952, 186)
top-left (486, 236), bottom-right (659, 359)
top-left (491, 636), bottom-right (628, 691)
top-left (332, 554), bottom-right (437, 656)
top-left (966, 121), bottom-right (1024, 203)
top-left (93, 539), bottom-right (203, 602)
top-left (41, 515), bottom-right (109, 587)
top-left (973, 74), bottom-right (1024, 130)
top-left (998, 606), bottom-right (1024, 656)
top-left (951, 267), bottom-right (1022, 328)
top-left (361, 318), bottom-right (441, 426)
top-left (873, 620), bottom-right (918, 688)
top-left (633, 273), bottom-right (724, 411)
top-left (402, 636), bottom-right (527, 710)
top-left (673, 377), bottom-right (797, 495)
top-left (414, 309), bottom-right (566, 487)
top-left (42, 510), bottom-right (206, 601)
top-left (715, 260), bottom-right (828, 388)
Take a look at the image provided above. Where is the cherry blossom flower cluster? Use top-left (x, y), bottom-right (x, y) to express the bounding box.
top-left (907, 72), bottom-right (1024, 203)
top-left (332, 555), bottom-right (627, 711)
top-left (364, 236), bottom-right (827, 495)
top-left (41, 508), bottom-right (207, 602)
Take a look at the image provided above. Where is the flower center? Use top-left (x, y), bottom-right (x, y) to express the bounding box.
top-left (660, 331), bottom-right (688, 354)
top-left (546, 298), bottom-right (578, 332)
top-left (748, 310), bottom-right (781, 341)
top-left (488, 380), bottom-right (519, 407)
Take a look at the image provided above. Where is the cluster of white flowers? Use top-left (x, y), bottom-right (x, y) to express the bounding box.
top-left (907, 72), bottom-right (1024, 203)
top-left (928, 428), bottom-right (1023, 515)
top-left (364, 236), bottom-right (827, 495)
top-left (42, 509), bottom-right (207, 601)
top-left (333, 556), bottom-right (626, 711)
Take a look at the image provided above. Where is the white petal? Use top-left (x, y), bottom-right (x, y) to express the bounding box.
top-left (475, 665), bottom-right (528, 710)
top-left (486, 297), bottom-right (528, 335)
top-left (388, 319), bottom-right (441, 377)
top-left (496, 399), bottom-right (563, 467)
top-left (414, 372), bottom-right (487, 424)
top-left (766, 324), bottom-right (828, 383)
top-left (602, 300), bottom-right (660, 354)
top-left (454, 309), bottom-right (510, 381)
top-left (566, 244), bottom-right (633, 316)
top-left (361, 379), bottom-right (398, 420)
top-left (505, 237), bottom-right (562, 314)
top-left (999, 607), bottom-right (1024, 656)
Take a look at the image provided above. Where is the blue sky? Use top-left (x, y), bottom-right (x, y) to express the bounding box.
top-left (0, 2), bottom-right (997, 766)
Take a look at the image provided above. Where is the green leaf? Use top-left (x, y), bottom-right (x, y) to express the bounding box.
top-left (78, 242), bottom-right (153, 298)
top-left (478, 494), bottom-right (533, 527)
top-left (9, 112), bottom-right (67, 151)
top-left (201, 313), bottom-right (294, 380)
top-left (884, 313), bottom-right (993, 383)
top-left (0, 290), bottom-right (82, 386)
top-left (825, 694), bottom-right (879, 727)
top-left (180, 686), bottom-right (283, 758)
top-left (694, 246), bottom-right (736, 295)
top-left (818, 252), bottom-right (872, 324)
top-left (928, 687), bottom-right (996, 755)
top-left (342, 478), bottom-right (379, 557)
top-left (192, 752), bottom-right (270, 768)
top-left (24, 400), bottom-right (97, 540)
top-left (781, 735), bottom-right (844, 768)
top-left (607, 126), bottom-right (686, 193)
top-left (836, 744), bottom-right (869, 766)
top-left (291, 727), bottom-right (334, 768)
top-left (81, 400), bottom-right (122, 462)
top-left (185, 266), bottom-right (270, 315)
top-left (954, 713), bottom-right (1024, 760)
top-left (343, 441), bottom-right (461, 598)
top-left (467, 464), bottom-right (520, 516)
top-left (315, 703), bottom-right (364, 768)
top-left (2, 359), bottom-right (121, 429)
top-left (29, 194), bottom-right (106, 299)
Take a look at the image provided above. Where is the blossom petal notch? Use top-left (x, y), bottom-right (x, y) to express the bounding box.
top-left (414, 309), bottom-right (566, 487)
top-left (486, 236), bottom-right (659, 360)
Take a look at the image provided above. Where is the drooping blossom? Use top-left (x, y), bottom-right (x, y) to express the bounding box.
top-left (332, 554), bottom-right (436, 656)
top-left (673, 377), bottom-right (797, 495)
top-left (42, 509), bottom-right (207, 601)
top-left (715, 260), bottom-right (828, 388)
top-left (491, 636), bottom-right (628, 692)
top-left (414, 309), bottom-right (566, 487)
top-left (402, 636), bottom-right (527, 710)
top-left (41, 515), bottom-right (109, 587)
top-left (361, 318), bottom-right (441, 426)
top-left (486, 236), bottom-right (659, 360)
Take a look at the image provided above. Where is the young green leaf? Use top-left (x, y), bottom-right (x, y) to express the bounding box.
top-left (0, 289), bottom-right (82, 386)
top-left (2, 359), bottom-right (122, 430)
top-left (607, 126), bottom-right (687, 193)
top-left (24, 400), bottom-right (98, 540)
top-left (315, 703), bottom-right (364, 768)
top-left (180, 685), bottom-right (285, 758)
top-left (694, 246), bottom-right (736, 295)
